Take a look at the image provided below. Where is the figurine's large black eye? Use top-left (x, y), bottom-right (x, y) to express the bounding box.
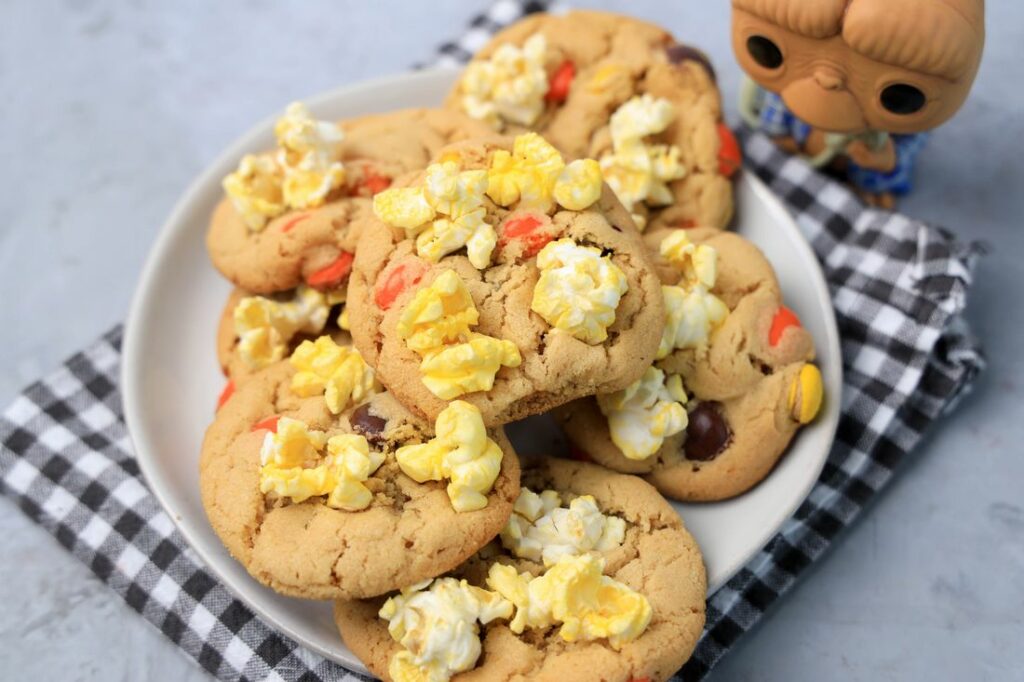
top-left (880, 84), bottom-right (926, 115)
top-left (747, 35), bottom-right (783, 69)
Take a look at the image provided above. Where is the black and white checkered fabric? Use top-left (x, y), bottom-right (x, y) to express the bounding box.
top-left (0, 2), bottom-right (984, 681)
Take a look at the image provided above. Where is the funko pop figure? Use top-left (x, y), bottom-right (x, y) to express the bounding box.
top-left (734, 0), bottom-right (985, 207)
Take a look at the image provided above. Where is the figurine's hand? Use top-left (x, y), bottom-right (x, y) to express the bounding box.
top-left (846, 138), bottom-right (897, 172)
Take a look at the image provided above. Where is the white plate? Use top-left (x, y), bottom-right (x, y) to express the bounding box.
top-left (123, 68), bottom-right (842, 673)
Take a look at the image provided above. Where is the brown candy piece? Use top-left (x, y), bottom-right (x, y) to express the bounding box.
top-left (683, 402), bottom-right (731, 462)
top-left (350, 402), bottom-right (387, 445)
top-left (666, 43), bottom-right (717, 81)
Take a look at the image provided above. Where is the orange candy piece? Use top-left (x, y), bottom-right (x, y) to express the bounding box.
top-left (717, 122), bottom-right (742, 178)
top-left (499, 213), bottom-right (553, 259)
top-left (279, 212), bottom-right (311, 233)
top-left (251, 415), bottom-right (280, 433)
top-left (545, 60), bottom-right (575, 103)
top-left (216, 380), bottom-right (235, 411)
top-left (374, 260), bottom-right (428, 310)
top-left (306, 251), bottom-right (355, 290)
top-left (769, 306), bottom-right (801, 346)
top-left (358, 167), bottom-right (392, 196)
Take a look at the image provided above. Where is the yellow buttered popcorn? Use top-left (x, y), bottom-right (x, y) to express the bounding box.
top-left (396, 270), bottom-right (521, 400)
top-left (599, 95), bottom-right (687, 229)
top-left (289, 336), bottom-right (378, 414)
top-left (419, 335), bottom-right (522, 400)
top-left (486, 553), bottom-right (652, 649)
top-left (459, 33), bottom-right (549, 129)
top-left (233, 286), bottom-right (333, 369)
top-left (486, 132), bottom-right (569, 213)
top-left (394, 401), bottom-right (504, 512)
top-left (379, 578), bottom-right (513, 682)
top-left (500, 488), bottom-right (626, 566)
top-left (531, 239), bottom-right (629, 344)
top-left (660, 230), bottom-right (718, 289)
top-left (375, 162), bottom-right (497, 268)
top-left (597, 367), bottom-right (689, 460)
top-left (273, 102), bottom-right (346, 210)
top-left (553, 159), bottom-right (603, 211)
top-left (222, 153), bottom-right (285, 231)
top-left (658, 284), bottom-right (729, 356)
top-left (259, 418), bottom-right (384, 511)
top-left (222, 102), bottom-right (345, 232)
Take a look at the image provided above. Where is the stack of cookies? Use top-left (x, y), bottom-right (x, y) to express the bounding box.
top-left (200, 11), bottom-right (824, 682)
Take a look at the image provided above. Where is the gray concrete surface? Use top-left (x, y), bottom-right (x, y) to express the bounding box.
top-left (1, 1), bottom-right (1021, 680)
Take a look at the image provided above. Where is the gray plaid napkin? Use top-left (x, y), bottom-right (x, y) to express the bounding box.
top-left (0, 2), bottom-right (984, 680)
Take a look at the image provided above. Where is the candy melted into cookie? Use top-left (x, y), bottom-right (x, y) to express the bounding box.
top-left (446, 10), bottom-right (737, 230)
top-left (348, 133), bottom-right (665, 426)
top-left (555, 229), bottom-right (824, 500)
top-left (335, 460), bottom-right (707, 682)
top-left (199, 361), bottom-right (520, 600)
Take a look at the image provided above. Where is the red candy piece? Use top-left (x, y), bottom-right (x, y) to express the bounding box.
top-left (717, 122), bottom-right (742, 178)
top-left (499, 213), bottom-right (553, 259)
top-left (251, 415), bottom-right (280, 433)
top-left (306, 251), bottom-right (355, 290)
top-left (279, 213), bottom-right (311, 233)
top-left (546, 60), bottom-right (575, 103)
top-left (375, 260), bottom-right (428, 310)
top-left (769, 306), bottom-right (801, 346)
top-left (676, 218), bottom-right (698, 229)
top-left (216, 380), bottom-right (235, 411)
top-left (358, 167), bottom-right (392, 196)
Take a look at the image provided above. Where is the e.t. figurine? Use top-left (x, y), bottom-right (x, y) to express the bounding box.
top-left (734, 0), bottom-right (984, 207)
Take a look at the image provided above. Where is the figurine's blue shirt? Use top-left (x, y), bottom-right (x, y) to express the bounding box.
top-left (757, 90), bottom-right (929, 196)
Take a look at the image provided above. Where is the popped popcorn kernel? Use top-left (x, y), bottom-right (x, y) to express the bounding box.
top-left (658, 284), bottom-right (729, 356)
top-left (459, 33), bottom-right (550, 129)
top-left (258, 417), bottom-right (383, 511)
top-left (659, 231), bottom-right (717, 289)
top-left (597, 367), bottom-right (689, 460)
top-left (486, 553), bottom-right (651, 649)
top-left (396, 270), bottom-right (521, 400)
top-left (233, 286), bottom-right (333, 369)
top-left (273, 102), bottom-right (346, 210)
top-left (553, 159), bottom-right (603, 211)
top-left (222, 153), bottom-right (285, 231)
top-left (373, 187), bottom-right (436, 230)
top-left (530, 239), bottom-right (629, 345)
top-left (394, 401), bottom-right (504, 512)
top-left (500, 488), bottom-right (626, 566)
top-left (486, 133), bottom-right (566, 212)
top-left (380, 578), bottom-right (512, 682)
top-left (288, 336), bottom-right (378, 415)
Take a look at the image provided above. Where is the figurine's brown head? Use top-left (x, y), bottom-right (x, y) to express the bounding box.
top-left (732, 0), bottom-right (985, 134)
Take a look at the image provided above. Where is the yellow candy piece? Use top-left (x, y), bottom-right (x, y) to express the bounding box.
top-left (373, 187), bottom-right (436, 231)
top-left (394, 401), bottom-right (504, 512)
top-left (788, 364), bottom-right (824, 424)
top-left (597, 367), bottom-right (689, 460)
top-left (531, 239), bottom-right (629, 345)
top-left (486, 553), bottom-right (651, 649)
top-left (222, 153), bottom-right (285, 231)
top-left (288, 336), bottom-right (378, 414)
top-left (553, 159), bottom-right (603, 211)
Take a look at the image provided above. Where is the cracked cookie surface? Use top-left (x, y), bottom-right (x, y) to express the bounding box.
top-left (346, 136), bottom-right (665, 426)
top-left (199, 361), bottom-right (520, 600)
top-left (556, 229), bottom-right (820, 501)
top-left (334, 459), bottom-right (706, 682)
top-left (206, 108), bottom-right (493, 294)
top-left (445, 10), bottom-right (734, 230)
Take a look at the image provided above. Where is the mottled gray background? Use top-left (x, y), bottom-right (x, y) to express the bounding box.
top-left (1, 1), bottom-right (1021, 680)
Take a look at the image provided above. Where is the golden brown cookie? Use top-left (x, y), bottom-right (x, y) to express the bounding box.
top-left (334, 459), bottom-right (706, 682)
top-left (555, 229), bottom-right (822, 501)
top-left (207, 108), bottom-right (493, 294)
top-left (216, 287), bottom-right (351, 382)
top-left (200, 361), bottom-right (520, 600)
top-left (346, 134), bottom-right (665, 427)
top-left (445, 10), bottom-right (736, 230)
